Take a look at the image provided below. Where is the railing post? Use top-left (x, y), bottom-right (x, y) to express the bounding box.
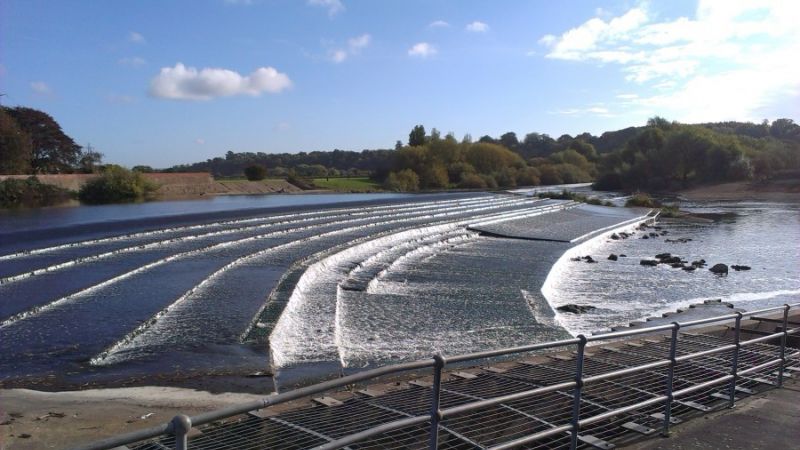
top-left (728, 312), bottom-right (743, 408)
top-left (429, 354), bottom-right (446, 450)
top-left (170, 414), bottom-right (192, 450)
top-left (569, 335), bottom-right (587, 450)
top-left (778, 304), bottom-right (790, 387)
top-left (662, 323), bottom-right (680, 437)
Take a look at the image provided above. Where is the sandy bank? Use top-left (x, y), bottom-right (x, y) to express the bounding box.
top-left (0, 387), bottom-right (266, 450)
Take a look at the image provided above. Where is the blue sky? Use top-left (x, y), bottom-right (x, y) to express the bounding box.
top-left (1, 0), bottom-right (798, 167)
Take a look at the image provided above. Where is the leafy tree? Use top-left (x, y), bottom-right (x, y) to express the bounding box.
top-left (420, 162), bottom-right (449, 188)
top-left (538, 165), bottom-right (563, 185)
top-left (408, 125), bottom-right (426, 147)
top-left (465, 143), bottom-right (524, 173)
top-left (244, 164), bottom-right (268, 180)
top-left (0, 108), bottom-right (32, 174)
top-left (4, 107), bottom-right (82, 173)
top-left (384, 169), bottom-right (419, 191)
top-left (78, 146), bottom-right (104, 173)
top-left (458, 173), bottom-right (487, 189)
top-left (515, 167), bottom-right (541, 186)
top-left (499, 132), bottom-right (519, 151)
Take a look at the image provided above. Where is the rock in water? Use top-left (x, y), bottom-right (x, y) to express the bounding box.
top-left (557, 304), bottom-right (596, 314)
top-left (731, 265), bottom-right (751, 271)
top-left (640, 259), bottom-right (659, 266)
top-left (709, 263), bottom-right (729, 275)
top-left (608, 254), bottom-right (618, 261)
top-left (682, 266), bottom-right (697, 272)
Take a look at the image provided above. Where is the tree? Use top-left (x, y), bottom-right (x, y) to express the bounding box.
top-left (244, 164), bottom-right (268, 181)
top-left (4, 107), bottom-right (82, 173)
top-left (78, 145), bottom-right (104, 173)
top-left (0, 108), bottom-right (32, 174)
top-left (384, 169), bottom-right (419, 191)
top-left (499, 132), bottom-right (519, 151)
top-left (408, 125), bottom-right (426, 147)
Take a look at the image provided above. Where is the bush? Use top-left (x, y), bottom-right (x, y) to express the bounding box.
top-left (538, 165), bottom-right (564, 185)
top-left (592, 172), bottom-right (623, 191)
top-left (78, 166), bottom-right (158, 204)
top-left (244, 164), bottom-right (268, 181)
top-left (458, 173), bottom-right (487, 189)
top-left (480, 174), bottom-right (498, 189)
top-left (625, 192), bottom-right (661, 208)
top-left (659, 204), bottom-right (682, 217)
top-left (0, 176), bottom-right (73, 208)
top-left (286, 173), bottom-right (315, 190)
top-left (515, 167), bottom-right (541, 187)
top-left (383, 169), bottom-right (420, 191)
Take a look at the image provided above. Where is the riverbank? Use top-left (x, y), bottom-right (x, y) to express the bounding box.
top-left (678, 180), bottom-right (800, 202)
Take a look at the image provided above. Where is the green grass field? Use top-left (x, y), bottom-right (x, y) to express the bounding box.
top-left (312, 177), bottom-right (382, 192)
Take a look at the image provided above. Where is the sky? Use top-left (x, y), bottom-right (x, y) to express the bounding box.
top-left (1, 0), bottom-right (798, 167)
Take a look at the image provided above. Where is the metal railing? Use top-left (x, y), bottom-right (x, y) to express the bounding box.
top-left (72, 303), bottom-right (799, 450)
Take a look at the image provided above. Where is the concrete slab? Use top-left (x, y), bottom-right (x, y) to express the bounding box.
top-left (622, 380), bottom-right (800, 450)
top-left (470, 204), bottom-right (650, 243)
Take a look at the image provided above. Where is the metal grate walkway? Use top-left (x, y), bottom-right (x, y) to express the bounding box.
top-left (126, 329), bottom-right (799, 450)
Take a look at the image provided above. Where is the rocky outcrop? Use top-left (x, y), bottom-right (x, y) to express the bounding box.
top-left (557, 304), bottom-right (596, 314)
top-left (709, 263), bottom-right (729, 275)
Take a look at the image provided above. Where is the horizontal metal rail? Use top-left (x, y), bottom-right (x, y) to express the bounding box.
top-left (71, 302), bottom-right (799, 450)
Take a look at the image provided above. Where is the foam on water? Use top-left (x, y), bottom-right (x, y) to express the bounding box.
top-left (543, 201), bottom-right (800, 336)
top-left (270, 199), bottom-right (572, 368)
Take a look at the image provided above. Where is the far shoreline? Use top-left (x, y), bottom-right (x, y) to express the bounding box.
top-left (677, 180), bottom-right (800, 202)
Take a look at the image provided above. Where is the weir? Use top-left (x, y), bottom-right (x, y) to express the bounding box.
top-left (69, 304), bottom-right (800, 450)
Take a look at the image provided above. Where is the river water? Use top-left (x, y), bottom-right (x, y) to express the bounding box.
top-left (0, 192), bottom-right (797, 389)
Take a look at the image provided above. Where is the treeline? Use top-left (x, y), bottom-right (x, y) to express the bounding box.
top-left (593, 117), bottom-right (800, 191)
top-left (2, 104), bottom-right (798, 197)
top-left (382, 125), bottom-right (596, 191)
top-left (168, 149), bottom-right (394, 179)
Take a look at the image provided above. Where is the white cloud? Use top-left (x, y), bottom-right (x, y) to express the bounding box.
top-left (539, 1), bottom-right (800, 121)
top-left (408, 42), bottom-right (437, 58)
top-left (328, 33), bottom-right (371, 63)
top-left (224, 0), bottom-right (254, 4)
top-left (149, 63), bottom-right (292, 100)
top-left (308, 0), bottom-right (344, 17)
top-left (466, 21), bottom-right (489, 33)
top-left (330, 49), bottom-right (348, 63)
top-left (429, 20), bottom-right (450, 28)
top-left (348, 33), bottom-right (370, 50)
top-left (30, 81), bottom-right (51, 95)
top-left (274, 121), bottom-right (291, 131)
top-left (128, 31), bottom-right (146, 44)
top-left (118, 56), bottom-right (147, 67)
top-left (195, 138), bottom-right (206, 145)
top-left (550, 105), bottom-right (612, 117)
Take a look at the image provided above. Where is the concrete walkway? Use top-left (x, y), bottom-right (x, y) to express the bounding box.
top-left (623, 378), bottom-right (800, 450)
